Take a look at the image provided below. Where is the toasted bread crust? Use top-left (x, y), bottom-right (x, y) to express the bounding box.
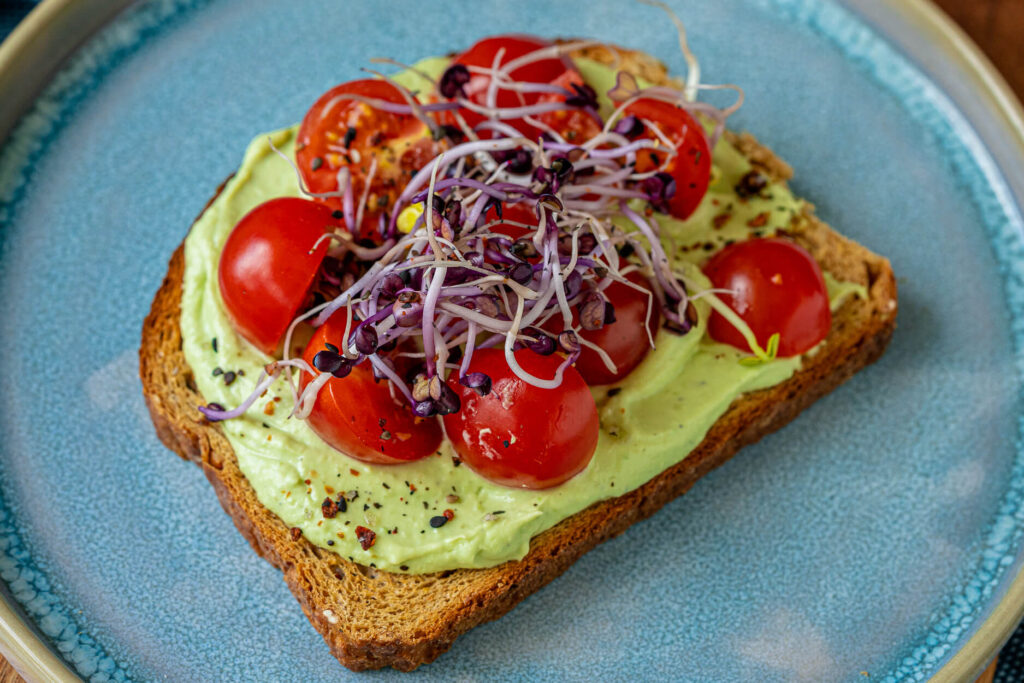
top-left (139, 46), bottom-right (897, 672)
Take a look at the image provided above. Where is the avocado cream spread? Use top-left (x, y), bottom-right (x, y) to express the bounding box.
top-left (180, 58), bottom-right (864, 573)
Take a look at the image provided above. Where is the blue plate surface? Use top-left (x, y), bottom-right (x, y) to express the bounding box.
top-left (1, 0), bottom-right (1023, 680)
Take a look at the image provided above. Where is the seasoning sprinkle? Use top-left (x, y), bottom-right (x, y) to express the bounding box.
top-left (223, 371), bottom-right (237, 386)
top-left (311, 156), bottom-right (323, 171)
top-left (211, 337), bottom-right (218, 353)
top-left (355, 526), bottom-right (376, 550)
top-left (429, 515), bottom-right (448, 528)
top-left (290, 527), bottom-right (302, 541)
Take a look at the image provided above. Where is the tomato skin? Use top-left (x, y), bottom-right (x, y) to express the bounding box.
top-left (443, 349), bottom-right (599, 489)
top-left (218, 197), bottom-right (336, 355)
top-left (624, 98), bottom-right (711, 220)
top-left (300, 311), bottom-right (442, 464)
top-left (450, 35), bottom-right (575, 138)
top-left (702, 237), bottom-right (831, 357)
top-left (297, 79), bottom-right (438, 237)
top-left (573, 272), bottom-right (661, 385)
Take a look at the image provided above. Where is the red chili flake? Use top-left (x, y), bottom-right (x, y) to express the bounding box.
top-left (747, 212), bottom-right (770, 228)
top-left (350, 469), bottom-right (360, 476)
top-left (443, 509), bottom-right (455, 521)
top-left (304, 479), bottom-right (311, 485)
top-left (321, 497), bottom-right (339, 519)
top-left (712, 213), bottom-right (731, 229)
top-left (290, 527), bottom-right (302, 541)
top-left (355, 526), bottom-right (376, 550)
top-left (408, 483), bottom-right (417, 493)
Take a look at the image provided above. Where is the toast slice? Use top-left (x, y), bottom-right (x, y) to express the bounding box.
top-left (139, 44), bottom-right (897, 672)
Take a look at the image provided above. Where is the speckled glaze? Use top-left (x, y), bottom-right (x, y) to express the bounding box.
top-left (1, 0), bottom-right (1023, 680)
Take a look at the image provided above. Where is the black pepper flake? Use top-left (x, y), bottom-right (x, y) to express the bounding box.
top-left (327, 540), bottom-right (335, 546)
top-left (373, 502), bottom-right (382, 509)
top-left (331, 210), bottom-right (343, 220)
top-left (212, 367), bottom-right (223, 377)
top-left (422, 501), bottom-right (429, 509)
top-left (261, 422), bottom-right (269, 428)
top-left (363, 503), bottom-right (369, 511)
top-left (400, 565), bottom-right (409, 571)
top-left (343, 126), bottom-right (357, 149)
top-left (452, 456), bottom-right (462, 467)
top-left (502, 439), bottom-right (510, 448)
top-left (607, 387), bottom-right (622, 398)
top-left (735, 170), bottom-right (768, 199)
top-left (223, 371), bottom-right (237, 386)
top-left (311, 156), bottom-right (323, 171)
top-left (429, 516), bottom-right (448, 528)
top-left (211, 337), bottom-right (218, 353)
top-left (336, 496), bottom-right (348, 513)
top-left (382, 482), bottom-right (390, 489)
top-left (379, 418), bottom-right (388, 428)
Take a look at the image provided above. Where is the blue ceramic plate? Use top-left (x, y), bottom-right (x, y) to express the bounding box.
top-left (2, 0), bottom-right (1024, 680)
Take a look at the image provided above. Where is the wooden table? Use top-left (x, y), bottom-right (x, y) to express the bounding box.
top-left (0, 0), bottom-right (1019, 680)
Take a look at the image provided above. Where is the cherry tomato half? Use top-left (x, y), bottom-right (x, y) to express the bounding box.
top-left (443, 348), bottom-right (599, 489)
top-left (573, 271), bottom-right (661, 385)
top-left (449, 35), bottom-right (577, 139)
top-left (300, 310), bottom-right (442, 464)
top-left (702, 237), bottom-right (831, 357)
top-left (218, 197), bottom-right (337, 355)
top-left (625, 98), bottom-right (711, 220)
top-left (297, 79), bottom-right (439, 238)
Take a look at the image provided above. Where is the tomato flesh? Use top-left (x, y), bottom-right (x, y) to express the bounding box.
top-left (297, 79), bottom-right (438, 238)
top-left (624, 98), bottom-right (711, 220)
top-left (572, 272), bottom-right (661, 385)
top-left (702, 237), bottom-right (831, 357)
top-left (218, 197), bottom-right (337, 355)
top-left (443, 349), bottom-right (599, 489)
top-left (300, 311), bottom-right (442, 464)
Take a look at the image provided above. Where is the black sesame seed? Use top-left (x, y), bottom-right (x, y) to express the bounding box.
top-left (327, 540), bottom-right (335, 546)
top-left (311, 156), bottom-right (323, 171)
top-left (223, 371), bottom-right (237, 386)
top-left (430, 516), bottom-right (448, 528)
top-left (331, 210), bottom-right (344, 220)
top-left (211, 337), bottom-right (218, 353)
top-left (212, 367), bottom-right (223, 377)
top-left (607, 387), bottom-right (622, 397)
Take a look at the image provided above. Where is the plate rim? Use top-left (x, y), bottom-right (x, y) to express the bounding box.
top-left (1, 0), bottom-right (1024, 680)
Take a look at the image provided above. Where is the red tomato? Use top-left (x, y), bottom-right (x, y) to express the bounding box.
top-left (449, 35), bottom-right (576, 139)
top-left (487, 202), bottom-right (538, 240)
top-left (443, 348), bottom-right (599, 489)
top-left (534, 69), bottom-right (603, 144)
top-left (702, 237), bottom-right (831, 357)
top-left (218, 197), bottom-right (337, 355)
top-left (624, 98), bottom-right (711, 219)
top-left (573, 271), bottom-right (661, 385)
top-left (297, 79), bottom-right (439, 238)
top-left (300, 310), bottom-right (442, 464)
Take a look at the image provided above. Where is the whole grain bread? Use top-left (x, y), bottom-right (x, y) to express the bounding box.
top-left (139, 44), bottom-right (898, 671)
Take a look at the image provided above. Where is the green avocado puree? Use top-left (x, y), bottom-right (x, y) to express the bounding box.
top-left (179, 58), bottom-right (864, 573)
